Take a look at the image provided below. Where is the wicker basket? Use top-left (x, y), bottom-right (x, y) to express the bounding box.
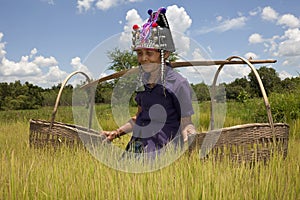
top-left (189, 56), bottom-right (290, 163)
top-left (29, 71), bottom-right (106, 148)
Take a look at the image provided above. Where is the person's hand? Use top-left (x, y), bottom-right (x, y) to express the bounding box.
top-left (101, 122), bottom-right (133, 142)
top-left (102, 130), bottom-right (119, 142)
top-left (181, 124), bottom-right (196, 142)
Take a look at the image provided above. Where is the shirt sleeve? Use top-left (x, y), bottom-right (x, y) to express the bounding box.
top-left (175, 79), bottom-right (194, 117)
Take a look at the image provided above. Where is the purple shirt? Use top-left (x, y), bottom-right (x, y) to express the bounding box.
top-left (126, 65), bottom-right (194, 153)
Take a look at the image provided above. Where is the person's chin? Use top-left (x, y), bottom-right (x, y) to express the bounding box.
top-left (141, 63), bottom-right (159, 72)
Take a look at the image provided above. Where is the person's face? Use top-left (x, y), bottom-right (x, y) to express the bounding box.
top-left (136, 49), bottom-right (161, 73)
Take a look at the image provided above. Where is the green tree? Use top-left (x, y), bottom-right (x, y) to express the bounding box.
top-left (0, 80), bottom-right (43, 110)
top-left (42, 83), bottom-right (73, 106)
top-left (95, 82), bottom-right (114, 104)
top-left (225, 77), bottom-right (251, 100)
top-left (0, 82), bottom-right (9, 110)
top-left (281, 76), bottom-right (300, 92)
top-left (248, 66), bottom-right (281, 97)
top-left (191, 82), bottom-right (210, 101)
top-left (107, 48), bottom-right (138, 72)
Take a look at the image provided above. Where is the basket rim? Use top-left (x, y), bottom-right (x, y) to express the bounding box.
top-left (198, 122), bottom-right (289, 134)
top-left (29, 118), bottom-right (102, 136)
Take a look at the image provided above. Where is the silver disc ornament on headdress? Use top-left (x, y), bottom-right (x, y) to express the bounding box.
top-left (132, 7), bottom-right (175, 91)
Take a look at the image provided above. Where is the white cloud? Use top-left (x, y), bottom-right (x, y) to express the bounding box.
top-left (280, 56), bottom-right (300, 71)
top-left (0, 33), bottom-right (6, 59)
top-left (0, 56), bottom-right (41, 76)
top-left (277, 14), bottom-right (300, 28)
top-left (95, 0), bottom-right (117, 10)
top-left (249, 7), bottom-right (261, 16)
top-left (268, 36), bottom-right (279, 53)
top-left (281, 28), bottom-right (300, 41)
top-left (0, 32), bottom-right (71, 88)
top-left (216, 16), bottom-right (223, 22)
top-left (77, 0), bottom-right (95, 13)
top-left (219, 65), bottom-right (251, 81)
top-left (181, 64), bottom-right (251, 85)
top-left (249, 34), bottom-right (279, 54)
top-left (248, 33), bottom-right (264, 44)
top-left (178, 66), bottom-right (217, 85)
top-left (26, 66), bottom-right (71, 88)
top-left (218, 16), bottom-right (247, 31)
top-left (250, 7), bottom-right (300, 62)
top-left (40, 66), bottom-right (68, 83)
top-left (278, 40), bottom-right (300, 57)
top-left (69, 57), bottom-right (94, 86)
top-left (41, 0), bottom-right (55, 5)
top-left (95, 0), bottom-right (142, 11)
top-left (167, 5), bottom-right (192, 33)
top-left (192, 48), bottom-right (206, 60)
top-left (33, 56), bottom-right (58, 67)
top-left (261, 6), bottom-right (300, 29)
top-left (30, 48), bottom-right (37, 58)
top-left (279, 70), bottom-right (293, 80)
top-left (71, 57), bottom-right (91, 75)
top-left (277, 28), bottom-right (300, 57)
top-left (197, 16), bottom-right (247, 34)
top-left (251, 20), bottom-right (300, 72)
top-left (244, 52), bottom-right (258, 60)
top-left (261, 6), bottom-right (278, 21)
top-left (174, 33), bottom-right (191, 57)
top-left (166, 5), bottom-right (192, 56)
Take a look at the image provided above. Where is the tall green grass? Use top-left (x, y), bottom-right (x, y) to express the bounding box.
top-left (0, 121), bottom-right (299, 199)
top-left (0, 94), bottom-right (299, 199)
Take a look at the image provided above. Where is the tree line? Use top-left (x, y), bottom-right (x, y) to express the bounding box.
top-left (0, 66), bottom-right (299, 110)
top-left (192, 67), bottom-right (300, 102)
top-left (0, 80), bottom-right (113, 110)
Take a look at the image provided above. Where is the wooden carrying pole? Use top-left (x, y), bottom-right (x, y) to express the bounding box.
top-left (81, 59), bottom-right (277, 89)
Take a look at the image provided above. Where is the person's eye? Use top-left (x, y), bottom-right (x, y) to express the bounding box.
top-left (147, 52), bottom-right (154, 56)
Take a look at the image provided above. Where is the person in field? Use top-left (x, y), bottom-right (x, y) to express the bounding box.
top-left (102, 7), bottom-right (196, 155)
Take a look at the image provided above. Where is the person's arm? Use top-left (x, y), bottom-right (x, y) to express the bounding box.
top-left (102, 106), bottom-right (141, 141)
top-left (180, 116), bottom-right (196, 142)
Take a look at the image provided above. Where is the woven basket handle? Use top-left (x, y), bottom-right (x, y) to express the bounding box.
top-left (49, 71), bottom-right (92, 130)
top-left (210, 56), bottom-right (274, 131)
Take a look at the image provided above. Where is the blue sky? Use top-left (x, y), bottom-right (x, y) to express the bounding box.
top-left (0, 0), bottom-right (300, 87)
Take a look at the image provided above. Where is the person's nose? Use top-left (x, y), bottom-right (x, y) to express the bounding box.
top-left (141, 54), bottom-right (148, 62)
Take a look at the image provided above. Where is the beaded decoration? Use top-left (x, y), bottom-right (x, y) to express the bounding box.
top-left (131, 7), bottom-right (175, 52)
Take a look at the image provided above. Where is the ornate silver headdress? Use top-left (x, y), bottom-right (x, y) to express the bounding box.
top-left (131, 7), bottom-right (175, 53)
top-left (132, 7), bottom-right (175, 94)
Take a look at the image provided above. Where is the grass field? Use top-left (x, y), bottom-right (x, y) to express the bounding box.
top-left (0, 99), bottom-right (299, 199)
